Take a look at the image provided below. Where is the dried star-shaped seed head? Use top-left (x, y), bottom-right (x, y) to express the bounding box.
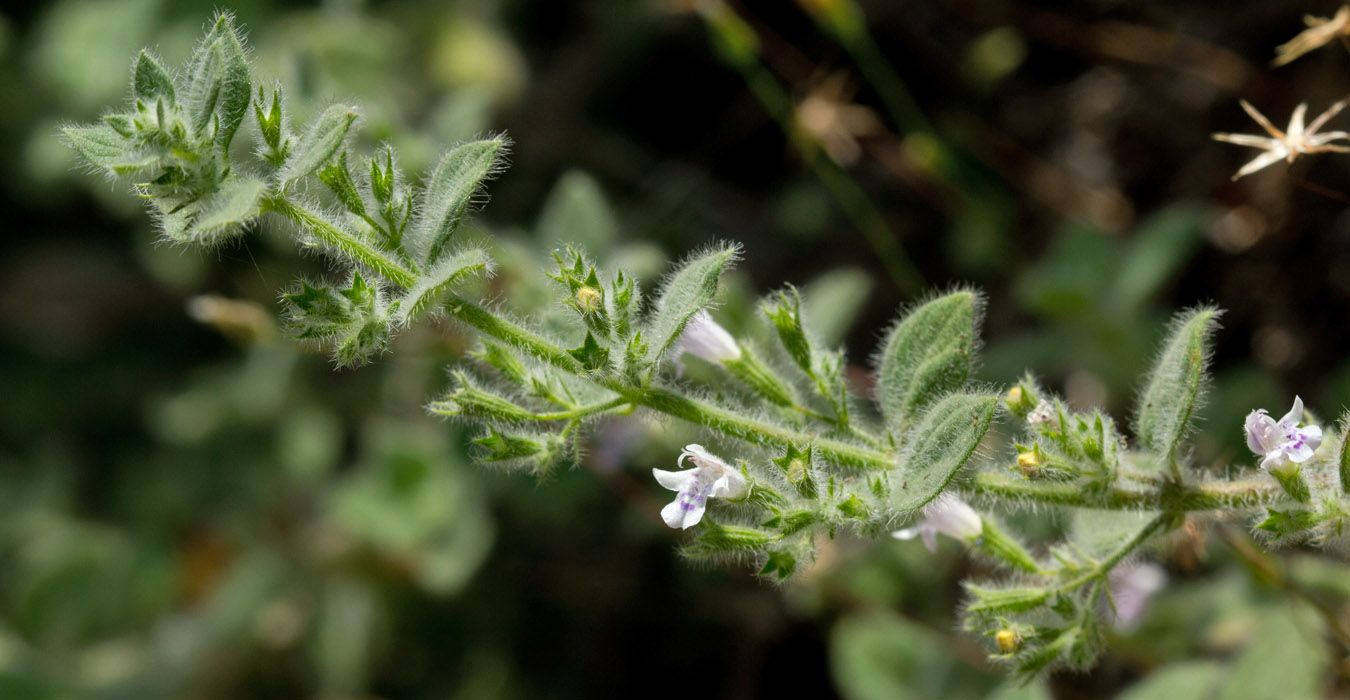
top-left (1211, 99), bottom-right (1350, 180)
top-left (1274, 5), bottom-right (1350, 66)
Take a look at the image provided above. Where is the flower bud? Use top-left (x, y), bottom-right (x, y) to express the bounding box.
top-left (995, 629), bottom-right (1019, 653)
top-left (675, 310), bottom-right (742, 364)
top-left (1016, 450), bottom-right (1042, 477)
top-left (575, 286), bottom-right (603, 312)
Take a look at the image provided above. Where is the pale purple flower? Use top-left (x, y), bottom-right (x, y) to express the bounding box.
top-left (891, 494), bottom-right (983, 552)
top-left (652, 444), bottom-right (748, 529)
top-left (1108, 562), bottom-right (1166, 629)
top-left (1245, 396), bottom-right (1323, 472)
top-left (672, 310), bottom-right (741, 375)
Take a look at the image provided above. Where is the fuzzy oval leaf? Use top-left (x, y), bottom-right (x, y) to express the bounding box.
top-left (646, 246), bottom-right (738, 365)
top-left (1133, 307), bottom-right (1219, 460)
top-left (192, 174), bottom-right (266, 240)
top-left (185, 39), bottom-right (226, 138)
top-left (278, 104), bottom-right (358, 187)
top-left (211, 19), bottom-right (251, 148)
top-left (891, 392), bottom-right (998, 512)
top-left (396, 248), bottom-right (493, 323)
top-left (63, 125), bottom-right (160, 174)
top-left (405, 138), bottom-right (506, 268)
top-left (133, 51), bottom-right (176, 106)
top-left (876, 291), bottom-right (979, 433)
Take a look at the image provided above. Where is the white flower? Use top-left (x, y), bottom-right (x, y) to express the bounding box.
top-left (672, 310), bottom-right (741, 375)
top-left (1212, 100), bottom-right (1350, 180)
top-left (1108, 562), bottom-right (1166, 629)
top-left (1027, 400), bottom-right (1055, 427)
top-left (891, 494), bottom-right (983, 552)
top-left (652, 444), bottom-right (748, 529)
top-left (1245, 395), bottom-right (1323, 473)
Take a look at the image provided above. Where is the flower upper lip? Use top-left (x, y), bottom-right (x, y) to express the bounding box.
top-left (652, 444), bottom-right (747, 530)
top-left (1244, 396), bottom-right (1323, 472)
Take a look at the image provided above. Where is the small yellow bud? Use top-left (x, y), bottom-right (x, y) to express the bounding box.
top-left (576, 286), bottom-right (602, 312)
top-left (1016, 451), bottom-right (1042, 477)
top-left (1005, 386), bottom-right (1022, 406)
top-left (995, 629), bottom-right (1019, 653)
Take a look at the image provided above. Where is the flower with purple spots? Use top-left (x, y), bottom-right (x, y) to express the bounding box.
top-left (1244, 396), bottom-right (1323, 473)
top-left (652, 444), bottom-right (748, 530)
top-left (891, 494), bottom-right (984, 552)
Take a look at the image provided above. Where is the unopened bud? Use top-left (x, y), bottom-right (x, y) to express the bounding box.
top-left (1017, 450), bottom-right (1042, 477)
top-left (995, 629), bottom-right (1019, 653)
top-left (576, 286), bottom-right (603, 312)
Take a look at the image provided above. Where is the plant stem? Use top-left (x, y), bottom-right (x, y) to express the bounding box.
top-left (266, 196), bottom-right (417, 288)
top-left (444, 296), bottom-right (583, 373)
top-left (625, 386), bottom-right (889, 470)
top-left (532, 397), bottom-right (630, 421)
top-left (1056, 514), bottom-right (1167, 594)
top-left (969, 471), bottom-right (1285, 511)
top-left (442, 295), bottom-right (1293, 513)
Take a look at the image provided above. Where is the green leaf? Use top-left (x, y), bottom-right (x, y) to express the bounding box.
top-left (395, 248), bottom-right (493, 323)
top-left (1109, 205), bottom-right (1205, 318)
top-left (963, 583), bottom-right (1050, 615)
top-left (282, 281), bottom-right (350, 338)
top-left (472, 429), bottom-right (545, 461)
top-left (184, 28), bottom-right (225, 137)
top-left (334, 315), bottom-right (390, 367)
top-left (278, 104), bottom-right (358, 187)
top-left (1216, 607), bottom-right (1328, 700)
top-left (405, 137), bottom-right (506, 267)
top-left (1338, 413), bottom-right (1350, 494)
top-left (191, 174), bottom-right (266, 240)
top-left (1255, 507), bottom-right (1324, 537)
top-left (801, 267), bottom-right (872, 348)
top-left (1116, 662), bottom-right (1224, 700)
top-left (875, 290), bottom-right (980, 434)
top-left (63, 125), bottom-right (160, 174)
top-left (891, 392), bottom-right (998, 512)
top-left (830, 611), bottom-right (999, 700)
top-left (646, 245), bottom-right (739, 365)
top-left (318, 150), bottom-right (367, 218)
top-left (1070, 509), bottom-right (1158, 559)
top-left (254, 85), bottom-right (283, 153)
top-left (212, 16), bottom-right (251, 149)
top-left (759, 551), bottom-right (796, 581)
top-left (132, 50), bottom-right (175, 106)
top-left (180, 13), bottom-right (251, 147)
top-left (1133, 307), bottom-right (1220, 461)
top-left (281, 272), bottom-right (390, 366)
top-left (763, 287), bottom-right (813, 375)
top-left (537, 170), bottom-right (617, 252)
top-left (568, 332), bottom-right (611, 372)
top-left (683, 522), bottom-right (774, 556)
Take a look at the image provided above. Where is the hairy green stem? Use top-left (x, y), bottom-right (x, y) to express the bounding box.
top-left (970, 471), bottom-right (1284, 511)
top-left (532, 397), bottom-right (630, 421)
top-left (1057, 514), bottom-right (1167, 594)
top-left (266, 196), bottom-right (417, 288)
top-left (444, 296), bottom-right (583, 373)
top-left (624, 386), bottom-right (888, 470)
top-left (443, 294), bottom-right (1290, 512)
